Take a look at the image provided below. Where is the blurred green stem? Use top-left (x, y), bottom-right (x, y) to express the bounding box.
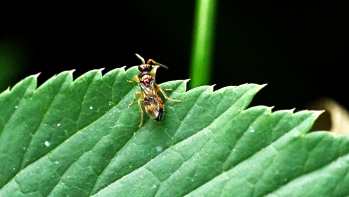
top-left (189, 0), bottom-right (217, 88)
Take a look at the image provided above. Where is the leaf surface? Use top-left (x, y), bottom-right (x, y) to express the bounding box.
top-left (0, 67), bottom-right (348, 197)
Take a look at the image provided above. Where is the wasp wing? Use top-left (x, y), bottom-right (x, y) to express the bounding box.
top-left (139, 81), bottom-right (164, 121)
top-left (143, 95), bottom-right (163, 121)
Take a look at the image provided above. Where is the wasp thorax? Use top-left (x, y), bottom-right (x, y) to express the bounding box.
top-left (141, 75), bottom-right (151, 86)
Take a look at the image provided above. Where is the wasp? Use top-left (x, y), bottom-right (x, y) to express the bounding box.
top-left (128, 53), bottom-right (182, 127)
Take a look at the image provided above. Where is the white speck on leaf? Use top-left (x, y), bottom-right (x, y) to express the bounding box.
top-left (57, 123), bottom-right (60, 127)
top-left (156, 146), bottom-right (163, 152)
top-left (44, 141), bottom-right (50, 147)
top-left (90, 106), bottom-right (93, 109)
top-left (55, 161), bottom-right (59, 164)
top-left (15, 106), bottom-right (18, 109)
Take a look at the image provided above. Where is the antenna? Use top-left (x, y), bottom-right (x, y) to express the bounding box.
top-left (135, 53), bottom-right (145, 64)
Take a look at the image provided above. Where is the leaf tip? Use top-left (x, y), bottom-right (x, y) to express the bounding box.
top-left (288, 108), bottom-right (296, 113)
top-left (267, 106), bottom-right (275, 111)
top-left (182, 79), bottom-right (191, 87)
top-left (258, 83), bottom-right (267, 90)
top-left (312, 110), bottom-right (325, 118)
top-left (106, 66), bottom-right (127, 76)
top-left (68, 69), bottom-right (76, 75)
top-left (31, 72), bottom-right (41, 79)
top-left (2, 86), bottom-right (11, 93)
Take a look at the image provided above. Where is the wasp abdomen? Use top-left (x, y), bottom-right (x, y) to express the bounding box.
top-left (144, 96), bottom-right (163, 121)
top-left (154, 108), bottom-right (164, 122)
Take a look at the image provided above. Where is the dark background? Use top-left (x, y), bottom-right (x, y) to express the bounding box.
top-left (1, 2), bottom-right (348, 111)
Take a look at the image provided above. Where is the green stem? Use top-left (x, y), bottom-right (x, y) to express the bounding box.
top-left (189, 0), bottom-right (217, 88)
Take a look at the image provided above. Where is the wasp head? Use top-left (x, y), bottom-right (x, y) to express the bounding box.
top-left (134, 53), bottom-right (152, 76)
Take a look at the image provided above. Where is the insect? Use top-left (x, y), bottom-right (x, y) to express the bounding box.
top-left (128, 53), bottom-right (182, 127)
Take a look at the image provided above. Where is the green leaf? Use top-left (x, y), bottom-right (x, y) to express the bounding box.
top-left (0, 67), bottom-right (348, 197)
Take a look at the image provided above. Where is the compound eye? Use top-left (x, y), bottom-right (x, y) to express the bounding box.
top-left (139, 64), bottom-right (152, 72)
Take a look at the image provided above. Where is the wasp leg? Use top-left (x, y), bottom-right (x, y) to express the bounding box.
top-left (129, 92), bottom-right (145, 127)
top-left (137, 98), bottom-right (144, 127)
top-left (157, 85), bottom-right (182, 102)
top-left (127, 75), bottom-right (140, 83)
top-left (129, 92), bottom-right (143, 106)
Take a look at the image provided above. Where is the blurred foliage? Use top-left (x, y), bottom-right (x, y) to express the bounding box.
top-left (0, 37), bottom-right (29, 92)
top-left (189, 0), bottom-right (217, 88)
